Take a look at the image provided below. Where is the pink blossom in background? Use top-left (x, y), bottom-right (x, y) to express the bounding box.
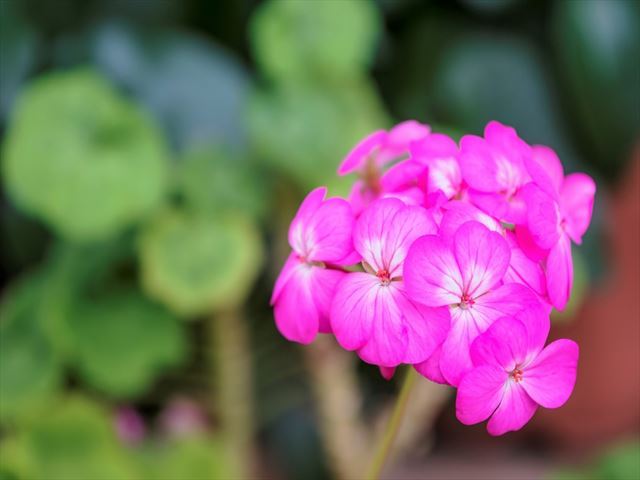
top-left (115, 406), bottom-right (146, 444)
top-left (271, 187), bottom-right (357, 344)
top-left (331, 198), bottom-right (449, 367)
top-left (456, 311), bottom-right (578, 436)
top-left (270, 119), bottom-right (592, 435)
top-left (404, 221), bottom-right (540, 385)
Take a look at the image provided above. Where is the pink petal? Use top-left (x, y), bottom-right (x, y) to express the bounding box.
top-left (456, 364), bottom-right (507, 425)
top-left (522, 339), bottom-right (579, 409)
top-left (338, 130), bottom-right (387, 175)
top-left (503, 231), bottom-right (547, 298)
top-left (459, 135), bottom-right (502, 192)
top-left (383, 120), bottom-right (431, 158)
top-left (439, 202), bottom-right (502, 244)
top-left (330, 272), bottom-right (379, 351)
top-left (414, 344), bottom-right (448, 384)
top-left (331, 274), bottom-right (448, 366)
top-left (411, 133), bottom-right (458, 161)
top-left (525, 145), bottom-right (563, 199)
top-left (514, 225), bottom-right (549, 262)
top-left (353, 198), bottom-right (436, 277)
top-left (520, 183), bottom-right (561, 250)
top-left (289, 188), bottom-right (356, 264)
top-left (274, 265), bottom-right (320, 344)
top-left (559, 173), bottom-right (596, 245)
top-left (514, 302), bottom-right (552, 362)
top-left (312, 267), bottom-right (347, 334)
top-left (380, 159), bottom-right (427, 193)
top-left (439, 308), bottom-right (482, 386)
top-left (546, 235), bottom-right (573, 311)
top-left (404, 235), bottom-right (463, 307)
top-left (453, 222), bottom-right (510, 297)
top-left (379, 366), bottom-right (396, 381)
top-left (487, 382), bottom-right (538, 436)
top-left (470, 316), bottom-right (528, 371)
top-left (271, 252), bottom-right (302, 305)
top-left (441, 283), bottom-right (541, 384)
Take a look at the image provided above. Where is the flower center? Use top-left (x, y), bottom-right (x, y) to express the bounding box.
top-left (459, 293), bottom-right (475, 309)
top-left (376, 269), bottom-right (392, 286)
top-left (510, 367), bottom-right (524, 383)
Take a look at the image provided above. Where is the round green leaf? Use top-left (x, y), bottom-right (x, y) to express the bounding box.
top-left (177, 148), bottom-right (270, 222)
top-left (250, 0), bottom-right (381, 82)
top-left (2, 68), bottom-right (169, 241)
top-left (14, 396), bottom-right (135, 480)
top-left (248, 80), bottom-right (388, 189)
top-left (68, 290), bottom-right (186, 398)
top-left (139, 209), bottom-right (263, 315)
top-left (0, 274), bottom-right (62, 423)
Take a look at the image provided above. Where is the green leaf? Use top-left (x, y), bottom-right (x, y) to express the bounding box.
top-left (250, 0), bottom-right (381, 83)
top-left (0, 274), bottom-right (62, 424)
top-left (596, 441), bottom-right (640, 480)
top-left (2, 68), bottom-right (169, 242)
top-left (248, 80), bottom-right (388, 189)
top-left (139, 209), bottom-right (263, 316)
top-left (177, 148), bottom-right (270, 222)
top-left (68, 290), bottom-right (187, 398)
top-left (13, 396), bottom-right (136, 480)
top-left (136, 437), bottom-right (235, 480)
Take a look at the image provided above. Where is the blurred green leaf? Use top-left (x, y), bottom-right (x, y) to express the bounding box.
top-left (251, 0), bottom-right (381, 83)
top-left (13, 396), bottom-right (136, 480)
top-left (553, 0), bottom-right (640, 177)
top-left (596, 441), bottom-right (640, 480)
top-left (2, 69), bottom-right (169, 242)
top-left (248, 80), bottom-right (388, 189)
top-left (68, 290), bottom-right (187, 398)
top-left (136, 437), bottom-right (234, 480)
top-left (177, 148), bottom-right (270, 222)
top-left (0, 273), bottom-right (62, 423)
top-left (139, 209), bottom-right (263, 316)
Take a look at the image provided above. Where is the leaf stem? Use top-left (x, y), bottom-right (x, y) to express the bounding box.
top-left (365, 366), bottom-right (418, 480)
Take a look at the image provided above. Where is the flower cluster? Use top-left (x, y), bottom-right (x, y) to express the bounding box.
top-left (271, 120), bottom-right (595, 435)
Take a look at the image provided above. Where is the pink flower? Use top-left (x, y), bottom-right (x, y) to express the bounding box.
top-left (339, 121), bottom-right (431, 214)
top-left (459, 121), bottom-right (531, 223)
top-left (456, 311), bottom-right (578, 436)
top-left (271, 187), bottom-right (357, 344)
top-left (338, 121), bottom-right (431, 176)
top-left (520, 146), bottom-right (596, 309)
top-left (330, 198), bottom-right (449, 367)
top-left (411, 133), bottom-right (465, 202)
top-left (404, 221), bottom-right (540, 385)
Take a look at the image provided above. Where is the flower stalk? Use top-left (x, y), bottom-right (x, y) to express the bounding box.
top-left (366, 366), bottom-right (418, 480)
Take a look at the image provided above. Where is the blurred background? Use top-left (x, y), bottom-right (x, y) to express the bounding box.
top-left (0, 0), bottom-right (638, 479)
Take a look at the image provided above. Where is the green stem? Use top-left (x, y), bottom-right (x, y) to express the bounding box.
top-left (365, 367), bottom-right (418, 480)
top-left (210, 309), bottom-right (254, 478)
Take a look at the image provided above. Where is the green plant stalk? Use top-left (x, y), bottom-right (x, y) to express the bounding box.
top-left (210, 308), bottom-right (254, 478)
top-left (365, 366), bottom-right (418, 480)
